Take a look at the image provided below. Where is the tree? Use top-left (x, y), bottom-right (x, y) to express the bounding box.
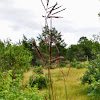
top-left (92, 34), bottom-right (100, 42)
top-left (22, 35), bottom-right (41, 66)
top-left (98, 13), bottom-right (100, 17)
top-left (66, 36), bottom-right (95, 61)
top-left (66, 45), bottom-right (78, 61)
top-left (78, 36), bottom-right (95, 60)
top-left (0, 39), bottom-right (33, 78)
top-left (37, 27), bottom-right (67, 61)
top-left (78, 36), bottom-right (88, 44)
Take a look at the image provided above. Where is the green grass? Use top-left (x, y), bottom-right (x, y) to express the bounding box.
top-left (22, 70), bottom-right (33, 85)
top-left (23, 67), bottom-right (92, 100)
top-left (43, 67), bottom-right (92, 100)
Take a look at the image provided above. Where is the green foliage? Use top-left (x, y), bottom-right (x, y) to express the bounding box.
top-left (37, 27), bottom-right (67, 60)
top-left (0, 70), bottom-right (45, 100)
top-left (81, 54), bottom-right (100, 97)
top-left (29, 75), bottom-right (48, 90)
top-left (54, 62), bottom-right (67, 68)
top-left (58, 62), bottom-right (66, 67)
top-left (33, 65), bottom-right (43, 74)
top-left (66, 36), bottom-right (100, 62)
top-left (71, 59), bottom-right (79, 68)
top-left (76, 63), bottom-right (87, 69)
top-left (0, 39), bottom-right (46, 99)
top-left (22, 35), bottom-right (40, 66)
top-left (0, 39), bottom-right (33, 78)
top-left (88, 80), bottom-right (100, 98)
top-left (71, 59), bottom-right (87, 69)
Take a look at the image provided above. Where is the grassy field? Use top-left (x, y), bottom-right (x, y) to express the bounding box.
top-left (23, 67), bottom-right (92, 100)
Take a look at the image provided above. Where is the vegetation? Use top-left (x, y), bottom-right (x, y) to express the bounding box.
top-left (66, 36), bottom-right (100, 61)
top-left (81, 54), bottom-right (100, 98)
top-left (0, 39), bottom-right (33, 74)
top-left (29, 75), bottom-right (48, 89)
top-left (0, 39), bottom-right (45, 100)
top-left (0, 0), bottom-right (100, 99)
top-left (20, 32), bottom-right (100, 66)
top-left (0, 31), bottom-right (100, 99)
top-left (43, 67), bottom-right (92, 100)
top-left (23, 67), bottom-right (92, 100)
top-left (37, 27), bottom-right (67, 60)
top-left (71, 60), bottom-right (88, 69)
top-left (0, 70), bottom-right (45, 100)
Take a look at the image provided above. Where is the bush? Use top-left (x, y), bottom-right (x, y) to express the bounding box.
top-left (29, 75), bottom-right (48, 90)
top-left (0, 39), bottom-right (33, 78)
top-left (76, 63), bottom-right (87, 69)
top-left (59, 62), bottom-right (66, 67)
top-left (0, 70), bottom-right (45, 100)
top-left (88, 80), bottom-right (100, 97)
top-left (55, 62), bottom-right (67, 68)
top-left (71, 59), bottom-right (79, 68)
top-left (81, 54), bottom-right (100, 97)
top-left (71, 59), bottom-right (87, 69)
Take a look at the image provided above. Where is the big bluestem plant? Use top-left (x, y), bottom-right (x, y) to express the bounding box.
top-left (32, 0), bottom-right (70, 100)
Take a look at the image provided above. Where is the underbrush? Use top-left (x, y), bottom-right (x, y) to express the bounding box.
top-left (0, 40), bottom-right (46, 99)
top-left (71, 59), bottom-right (88, 69)
top-left (81, 54), bottom-right (100, 98)
top-left (29, 75), bottom-right (48, 90)
top-left (0, 70), bottom-right (46, 100)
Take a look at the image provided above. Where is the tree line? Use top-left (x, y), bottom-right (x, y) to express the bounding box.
top-left (0, 27), bottom-right (100, 70)
top-left (22, 27), bottom-right (100, 65)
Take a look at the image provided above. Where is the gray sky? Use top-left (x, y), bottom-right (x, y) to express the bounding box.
top-left (0, 0), bottom-right (100, 47)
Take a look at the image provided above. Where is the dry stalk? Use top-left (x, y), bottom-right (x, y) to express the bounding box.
top-left (38, 0), bottom-right (67, 100)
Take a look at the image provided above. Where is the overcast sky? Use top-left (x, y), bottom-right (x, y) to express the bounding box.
top-left (0, 0), bottom-right (100, 47)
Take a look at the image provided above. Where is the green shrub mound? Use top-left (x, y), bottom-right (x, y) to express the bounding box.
top-left (29, 75), bottom-right (48, 90)
top-left (81, 55), bottom-right (100, 97)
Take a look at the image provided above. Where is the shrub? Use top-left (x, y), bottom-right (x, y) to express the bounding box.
top-left (88, 80), bottom-right (100, 97)
top-left (81, 54), bottom-right (100, 97)
top-left (0, 70), bottom-right (45, 100)
top-left (71, 59), bottom-right (79, 68)
top-left (29, 75), bottom-right (48, 89)
top-left (76, 63), bottom-right (87, 69)
top-left (0, 39), bottom-right (33, 78)
top-left (59, 62), bottom-right (66, 67)
top-left (55, 62), bottom-right (67, 68)
top-left (71, 59), bottom-right (87, 69)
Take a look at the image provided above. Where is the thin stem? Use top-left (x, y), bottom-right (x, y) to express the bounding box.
top-left (49, 18), bottom-right (54, 100)
top-left (62, 71), bottom-right (68, 100)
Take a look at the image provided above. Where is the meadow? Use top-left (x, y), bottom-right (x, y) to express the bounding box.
top-left (23, 67), bottom-right (92, 100)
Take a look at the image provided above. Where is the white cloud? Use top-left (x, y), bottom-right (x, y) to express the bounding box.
top-left (0, 0), bottom-right (100, 46)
